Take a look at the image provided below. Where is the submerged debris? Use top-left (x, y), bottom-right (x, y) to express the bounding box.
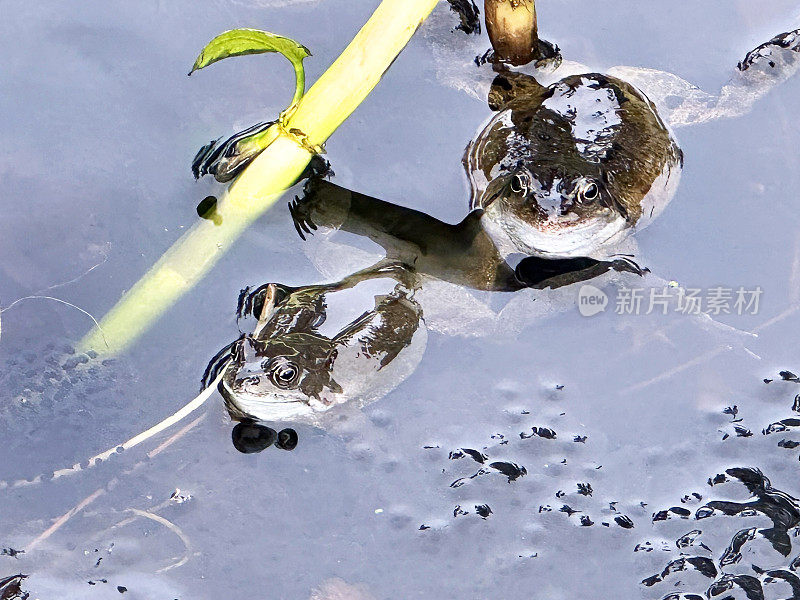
top-left (445, 0), bottom-right (481, 35)
top-left (489, 461), bottom-right (527, 482)
top-left (449, 448), bottom-right (487, 464)
top-left (763, 418), bottom-right (800, 435)
top-left (675, 530), bottom-right (711, 553)
top-left (614, 515), bottom-right (634, 529)
top-left (652, 507), bottom-right (691, 522)
top-left (642, 556), bottom-right (718, 587)
top-left (520, 426), bottom-right (557, 440)
top-left (780, 370), bottom-right (800, 383)
top-left (0, 574), bottom-right (28, 600)
top-left (560, 505), bottom-right (580, 517)
top-left (649, 468), bottom-right (800, 598)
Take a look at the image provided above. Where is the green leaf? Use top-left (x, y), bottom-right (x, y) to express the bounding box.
top-left (189, 28), bottom-right (311, 105)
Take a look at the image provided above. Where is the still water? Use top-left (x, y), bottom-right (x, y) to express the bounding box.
top-left (1, 1), bottom-right (800, 598)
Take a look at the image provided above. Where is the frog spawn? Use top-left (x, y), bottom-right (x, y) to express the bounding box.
top-left (718, 372), bottom-right (800, 459)
top-left (418, 398), bottom-right (640, 536)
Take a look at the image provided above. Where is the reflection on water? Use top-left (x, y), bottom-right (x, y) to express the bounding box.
top-left (646, 466), bottom-right (800, 600)
top-left (6, 1), bottom-right (800, 598)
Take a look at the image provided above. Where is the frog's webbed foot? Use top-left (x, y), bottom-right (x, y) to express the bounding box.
top-left (288, 195), bottom-right (318, 241)
top-left (300, 154), bottom-right (335, 182)
top-left (532, 39), bottom-right (562, 70)
top-left (514, 255), bottom-right (647, 289)
top-left (476, 39), bottom-right (561, 72)
top-left (445, 0), bottom-right (481, 35)
top-left (288, 156), bottom-right (336, 240)
top-left (738, 29), bottom-right (800, 74)
top-left (191, 121), bottom-right (275, 183)
top-left (287, 161), bottom-right (340, 240)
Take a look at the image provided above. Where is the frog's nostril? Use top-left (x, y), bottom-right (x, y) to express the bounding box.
top-left (234, 374), bottom-right (260, 390)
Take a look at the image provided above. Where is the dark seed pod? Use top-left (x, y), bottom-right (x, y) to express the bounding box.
top-left (231, 422), bottom-right (277, 454)
top-left (275, 428), bottom-right (299, 451)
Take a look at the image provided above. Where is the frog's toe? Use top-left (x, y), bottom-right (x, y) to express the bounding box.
top-left (288, 197), bottom-right (317, 241)
top-left (610, 256), bottom-right (648, 277)
top-left (474, 48), bottom-right (495, 67)
top-left (300, 155), bottom-right (335, 181)
top-left (446, 0), bottom-right (481, 35)
top-left (533, 39), bottom-right (562, 71)
top-left (191, 120), bottom-right (275, 183)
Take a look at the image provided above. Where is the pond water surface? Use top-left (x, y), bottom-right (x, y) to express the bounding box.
top-left (2, 1), bottom-right (800, 598)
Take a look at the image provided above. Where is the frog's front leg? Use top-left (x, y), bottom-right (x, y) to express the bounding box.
top-left (486, 69), bottom-right (549, 110)
top-left (514, 255), bottom-right (647, 290)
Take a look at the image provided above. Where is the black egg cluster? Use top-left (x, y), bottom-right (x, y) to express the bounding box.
top-left (231, 422), bottom-right (298, 454)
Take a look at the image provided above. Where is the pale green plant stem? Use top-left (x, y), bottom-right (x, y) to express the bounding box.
top-left (79, 0), bottom-right (440, 355)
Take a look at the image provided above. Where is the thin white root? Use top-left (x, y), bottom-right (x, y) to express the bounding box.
top-left (26, 488), bottom-right (106, 551)
top-left (127, 508), bottom-right (192, 573)
top-left (147, 413), bottom-right (208, 459)
top-left (622, 303), bottom-right (800, 394)
top-left (37, 249), bottom-right (109, 294)
top-left (0, 295), bottom-right (109, 349)
top-left (27, 413), bottom-right (207, 558)
top-left (1, 371), bottom-right (225, 491)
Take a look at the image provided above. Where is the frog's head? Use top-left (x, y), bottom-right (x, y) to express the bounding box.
top-left (467, 73), bottom-right (682, 258)
top-left (205, 279), bottom-right (426, 426)
top-left (476, 161), bottom-right (630, 258)
top-left (218, 333), bottom-right (343, 423)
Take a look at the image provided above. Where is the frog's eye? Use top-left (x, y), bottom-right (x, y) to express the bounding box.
top-left (509, 171), bottom-right (531, 195)
top-left (270, 360), bottom-right (300, 389)
top-left (578, 181), bottom-right (600, 203)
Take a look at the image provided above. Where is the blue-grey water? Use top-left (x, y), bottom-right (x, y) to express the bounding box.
top-left (2, 1), bottom-right (800, 598)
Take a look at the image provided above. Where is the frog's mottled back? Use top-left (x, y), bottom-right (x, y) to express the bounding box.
top-left (465, 72), bottom-right (683, 258)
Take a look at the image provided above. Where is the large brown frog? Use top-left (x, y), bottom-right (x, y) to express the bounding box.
top-left (203, 265), bottom-right (427, 425)
top-left (282, 69), bottom-right (673, 291)
top-left (467, 71), bottom-right (681, 258)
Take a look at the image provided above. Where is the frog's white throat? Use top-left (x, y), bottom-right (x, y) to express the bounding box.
top-left (479, 203), bottom-right (630, 259)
